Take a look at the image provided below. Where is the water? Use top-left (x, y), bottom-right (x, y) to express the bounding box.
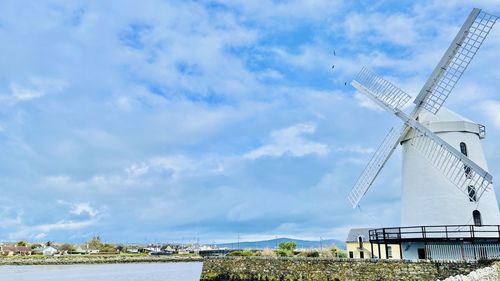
top-left (0, 262), bottom-right (203, 281)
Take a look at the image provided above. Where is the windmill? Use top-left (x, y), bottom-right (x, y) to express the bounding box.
top-left (348, 8), bottom-right (500, 227)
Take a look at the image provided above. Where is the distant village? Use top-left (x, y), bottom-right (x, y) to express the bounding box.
top-left (0, 236), bottom-right (214, 257)
top-left (0, 236), bottom-right (349, 259)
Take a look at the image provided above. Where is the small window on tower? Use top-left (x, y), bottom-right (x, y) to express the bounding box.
top-left (464, 165), bottom-right (472, 179)
top-left (460, 142), bottom-right (472, 178)
top-left (468, 186), bottom-right (477, 202)
top-left (460, 142), bottom-right (468, 156)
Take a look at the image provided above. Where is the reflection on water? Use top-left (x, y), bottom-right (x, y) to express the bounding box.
top-left (0, 262), bottom-right (203, 281)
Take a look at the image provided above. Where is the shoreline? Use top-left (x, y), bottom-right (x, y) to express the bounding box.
top-left (0, 255), bottom-right (203, 266)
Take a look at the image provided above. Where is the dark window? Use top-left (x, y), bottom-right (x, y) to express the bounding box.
top-left (464, 165), bottom-right (472, 178)
top-left (417, 248), bottom-right (426, 259)
top-left (349, 251), bottom-right (354, 259)
top-left (460, 142), bottom-right (468, 156)
top-left (387, 246), bottom-right (393, 258)
top-left (460, 143), bottom-right (472, 178)
top-left (468, 186), bottom-right (477, 202)
top-left (359, 251), bottom-right (364, 259)
top-left (357, 236), bottom-right (363, 249)
top-left (473, 210), bottom-right (482, 226)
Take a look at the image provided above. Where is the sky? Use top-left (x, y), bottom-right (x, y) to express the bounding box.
top-left (0, 0), bottom-right (500, 244)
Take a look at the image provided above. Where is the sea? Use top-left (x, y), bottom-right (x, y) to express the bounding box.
top-left (0, 262), bottom-right (203, 281)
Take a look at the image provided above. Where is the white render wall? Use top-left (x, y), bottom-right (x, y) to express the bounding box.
top-left (401, 112), bottom-right (500, 227)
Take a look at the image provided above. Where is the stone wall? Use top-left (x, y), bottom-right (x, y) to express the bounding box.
top-left (0, 255), bottom-right (202, 265)
top-left (200, 257), bottom-right (494, 281)
top-left (439, 262), bottom-right (500, 281)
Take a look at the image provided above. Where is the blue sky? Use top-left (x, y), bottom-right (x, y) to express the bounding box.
top-left (0, 0), bottom-right (500, 244)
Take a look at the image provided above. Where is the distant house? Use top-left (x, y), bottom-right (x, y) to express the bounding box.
top-left (74, 245), bottom-right (100, 254)
top-left (162, 245), bottom-right (176, 252)
top-left (1, 246), bottom-right (32, 256)
top-left (126, 248), bottom-right (139, 253)
top-left (33, 246), bottom-right (58, 256)
top-left (141, 245), bottom-right (161, 253)
top-left (346, 228), bottom-right (401, 260)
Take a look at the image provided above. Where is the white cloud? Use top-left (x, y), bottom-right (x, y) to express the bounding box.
top-left (124, 155), bottom-right (226, 180)
top-left (35, 219), bottom-right (96, 232)
top-left (214, 0), bottom-right (344, 24)
top-left (480, 100), bottom-right (500, 129)
top-left (125, 163), bottom-right (150, 177)
top-left (245, 123), bottom-right (329, 159)
top-left (344, 12), bottom-right (417, 46)
top-left (116, 96), bottom-right (138, 111)
top-left (337, 145), bottom-right (375, 154)
top-left (4, 77), bottom-right (67, 103)
top-left (34, 232), bottom-right (47, 240)
top-left (71, 203), bottom-right (100, 217)
top-left (0, 208), bottom-right (23, 229)
top-left (57, 201), bottom-right (101, 218)
top-left (43, 154), bottom-right (227, 194)
top-left (353, 92), bottom-right (384, 112)
top-left (10, 83), bottom-right (43, 101)
top-left (1, 201), bottom-right (104, 241)
top-left (44, 175), bottom-right (73, 186)
top-left (272, 45), bottom-right (330, 71)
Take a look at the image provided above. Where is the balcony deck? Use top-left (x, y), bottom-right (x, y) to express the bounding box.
top-left (369, 224), bottom-right (500, 244)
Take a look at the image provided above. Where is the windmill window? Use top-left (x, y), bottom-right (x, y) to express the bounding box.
top-left (473, 210), bottom-right (482, 226)
top-left (468, 186), bottom-right (477, 202)
top-left (464, 165), bottom-right (472, 179)
top-left (460, 142), bottom-right (468, 156)
top-left (357, 236), bottom-right (363, 249)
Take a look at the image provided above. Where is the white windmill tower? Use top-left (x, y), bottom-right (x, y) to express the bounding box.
top-left (348, 8), bottom-right (500, 228)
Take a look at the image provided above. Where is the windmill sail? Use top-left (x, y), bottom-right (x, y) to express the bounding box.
top-left (348, 8), bottom-right (497, 208)
top-left (408, 122), bottom-right (493, 201)
top-left (348, 127), bottom-right (402, 207)
top-left (353, 67), bottom-right (412, 111)
top-left (414, 9), bottom-right (498, 114)
top-left (351, 65), bottom-right (494, 205)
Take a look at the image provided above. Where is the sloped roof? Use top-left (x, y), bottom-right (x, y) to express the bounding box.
top-left (345, 228), bottom-right (371, 242)
top-left (1, 246), bottom-right (31, 252)
top-left (33, 246), bottom-right (58, 252)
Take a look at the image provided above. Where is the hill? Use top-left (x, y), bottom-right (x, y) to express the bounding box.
top-left (216, 237), bottom-right (345, 250)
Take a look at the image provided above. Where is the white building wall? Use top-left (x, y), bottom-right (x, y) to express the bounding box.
top-left (401, 242), bottom-right (425, 260)
top-left (401, 242), bottom-right (500, 260)
top-left (401, 112), bottom-right (500, 227)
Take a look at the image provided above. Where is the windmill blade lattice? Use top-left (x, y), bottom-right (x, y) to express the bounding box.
top-left (408, 125), bottom-right (493, 201)
top-left (348, 127), bottom-right (402, 207)
top-left (414, 9), bottom-right (498, 114)
top-left (347, 8), bottom-right (497, 208)
top-left (354, 67), bottom-right (412, 111)
top-left (350, 65), bottom-right (494, 206)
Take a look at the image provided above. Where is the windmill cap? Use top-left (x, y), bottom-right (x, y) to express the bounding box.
top-left (401, 107), bottom-right (485, 142)
top-left (418, 107), bottom-right (474, 123)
